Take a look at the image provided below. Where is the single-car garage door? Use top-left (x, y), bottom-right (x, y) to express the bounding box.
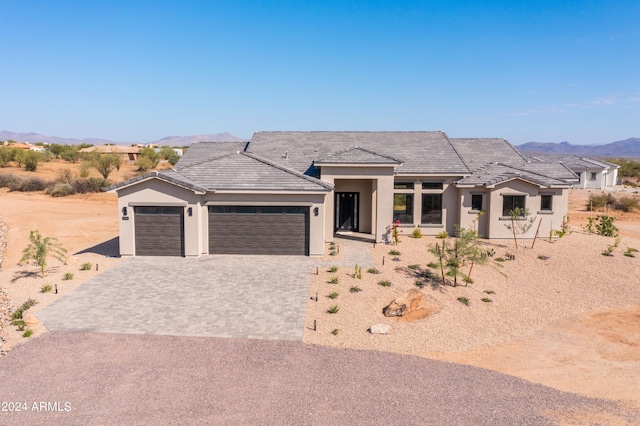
top-left (209, 206), bottom-right (309, 255)
top-left (135, 206), bottom-right (185, 256)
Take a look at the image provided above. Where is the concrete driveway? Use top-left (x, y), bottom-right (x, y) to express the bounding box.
top-left (37, 255), bottom-right (312, 340)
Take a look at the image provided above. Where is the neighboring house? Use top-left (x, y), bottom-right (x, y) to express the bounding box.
top-left (80, 145), bottom-right (140, 161)
top-left (527, 154), bottom-right (619, 190)
top-left (2, 142), bottom-right (45, 152)
top-left (109, 131), bottom-right (578, 257)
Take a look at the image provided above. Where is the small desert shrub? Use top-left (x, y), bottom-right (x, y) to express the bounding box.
top-left (14, 320), bottom-right (25, 331)
top-left (602, 246), bottom-right (615, 256)
top-left (22, 298), bottom-right (38, 310)
top-left (388, 249), bottom-right (400, 256)
top-left (613, 196), bottom-right (639, 212)
top-left (436, 231), bottom-right (448, 239)
top-left (624, 247), bottom-right (638, 258)
top-left (329, 250), bottom-right (337, 256)
top-left (328, 266), bottom-right (338, 273)
top-left (420, 270), bottom-right (432, 279)
top-left (329, 276), bottom-right (339, 284)
top-left (426, 262), bottom-right (439, 269)
top-left (71, 177), bottom-right (107, 193)
top-left (586, 193), bottom-right (612, 211)
top-left (40, 284), bottom-right (52, 293)
top-left (350, 286), bottom-right (362, 293)
top-left (331, 328), bottom-right (339, 335)
top-left (367, 268), bottom-right (380, 274)
top-left (64, 272), bottom-right (74, 280)
top-left (412, 228), bottom-right (423, 238)
top-left (414, 280), bottom-right (424, 288)
top-left (378, 280), bottom-right (391, 287)
top-left (537, 255), bottom-right (549, 260)
top-left (481, 298), bottom-right (492, 303)
top-left (22, 330), bottom-right (33, 338)
top-left (495, 257), bottom-right (505, 262)
top-left (9, 176), bottom-right (48, 192)
top-left (48, 183), bottom-right (74, 197)
top-left (484, 290), bottom-right (496, 295)
top-left (327, 305), bottom-right (340, 314)
top-left (457, 297), bottom-right (470, 306)
top-left (328, 291), bottom-right (339, 299)
top-left (0, 173), bottom-right (19, 188)
top-left (407, 264), bottom-right (419, 270)
top-left (81, 262), bottom-right (93, 271)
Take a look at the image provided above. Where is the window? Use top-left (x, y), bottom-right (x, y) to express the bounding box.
top-left (502, 195), bottom-right (525, 216)
top-left (421, 194), bottom-right (442, 224)
top-left (422, 182), bottom-right (443, 190)
top-left (590, 172), bottom-right (597, 181)
top-left (394, 182), bottom-right (414, 189)
top-left (540, 195), bottom-right (553, 211)
top-left (393, 194), bottom-right (413, 223)
top-left (471, 194), bottom-right (483, 211)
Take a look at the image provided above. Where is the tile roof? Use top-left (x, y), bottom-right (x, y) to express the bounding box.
top-left (175, 141), bottom-right (247, 169)
top-left (527, 154), bottom-right (620, 170)
top-left (449, 138), bottom-right (527, 172)
top-left (247, 131), bottom-right (470, 176)
top-left (175, 151), bottom-right (332, 192)
top-left (455, 163), bottom-right (573, 188)
top-left (315, 147), bottom-right (402, 165)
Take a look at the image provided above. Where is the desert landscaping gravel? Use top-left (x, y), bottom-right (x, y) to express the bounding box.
top-left (0, 331), bottom-right (636, 425)
top-left (304, 230), bottom-right (640, 355)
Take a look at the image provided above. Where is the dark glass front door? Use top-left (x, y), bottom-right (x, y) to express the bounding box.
top-left (335, 192), bottom-right (359, 231)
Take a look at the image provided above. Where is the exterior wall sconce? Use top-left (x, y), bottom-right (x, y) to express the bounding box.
top-left (313, 207), bottom-right (319, 216)
top-left (187, 207), bottom-right (193, 216)
top-left (122, 207), bottom-right (127, 216)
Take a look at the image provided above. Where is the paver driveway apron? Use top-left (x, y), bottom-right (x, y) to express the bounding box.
top-left (38, 255), bottom-right (312, 340)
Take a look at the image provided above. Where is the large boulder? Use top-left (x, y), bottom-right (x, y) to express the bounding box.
top-left (383, 289), bottom-right (424, 317)
top-left (383, 289), bottom-right (438, 323)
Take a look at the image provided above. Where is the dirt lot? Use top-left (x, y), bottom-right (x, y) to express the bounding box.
top-left (1, 182), bottom-right (640, 416)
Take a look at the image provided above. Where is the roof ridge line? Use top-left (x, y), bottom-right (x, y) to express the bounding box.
top-left (443, 133), bottom-right (472, 175)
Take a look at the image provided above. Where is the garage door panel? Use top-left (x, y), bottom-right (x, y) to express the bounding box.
top-left (209, 206), bottom-right (308, 255)
top-left (135, 208), bottom-right (184, 256)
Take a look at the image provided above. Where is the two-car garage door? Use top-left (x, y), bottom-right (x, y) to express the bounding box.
top-left (208, 206), bottom-right (309, 255)
top-left (133, 205), bottom-right (309, 256)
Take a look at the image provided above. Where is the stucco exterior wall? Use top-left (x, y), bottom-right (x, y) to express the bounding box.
top-left (485, 180), bottom-right (568, 239)
top-left (458, 188), bottom-right (490, 237)
top-left (116, 179), bottom-right (203, 257)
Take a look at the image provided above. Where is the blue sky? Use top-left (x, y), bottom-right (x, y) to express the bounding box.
top-left (1, 1), bottom-right (638, 145)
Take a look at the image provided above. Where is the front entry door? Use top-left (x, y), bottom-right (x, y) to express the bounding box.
top-left (335, 192), bottom-right (359, 231)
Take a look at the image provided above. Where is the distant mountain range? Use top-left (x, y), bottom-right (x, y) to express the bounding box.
top-left (517, 138), bottom-right (640, 158)
top-left (0, 130), bottom-right (246, 146)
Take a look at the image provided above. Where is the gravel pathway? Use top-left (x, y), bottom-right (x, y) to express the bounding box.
top-left (0, 332), bottom-right (635, 425)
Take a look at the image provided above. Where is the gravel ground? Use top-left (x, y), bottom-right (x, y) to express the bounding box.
top-left (0, 331), bottom-right (635, 425)
top-left (304, 230), bottom-right (640, 354)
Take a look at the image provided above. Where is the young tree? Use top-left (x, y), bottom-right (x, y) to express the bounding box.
top-left (504, 207), bottom-right (535, 249)
top-left (24, 150), bottom-right (41, 171)
top-left (20, 230), bottom-right (67, 278)
top-left (158, 146), bottom-right (180, 166)
top-left (429, 226), bottom-right (487, 287)
top-left (85, 152), bottom-right (122, 180)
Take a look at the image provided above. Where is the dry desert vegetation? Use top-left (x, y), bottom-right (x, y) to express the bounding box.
top-left (1, 162), bottom-right (640, 415)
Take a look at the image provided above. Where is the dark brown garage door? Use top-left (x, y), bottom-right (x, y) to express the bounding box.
top-left (209, 206), bottom-right (309, 255)
top-left (134, 206), bottom-right (185, 256)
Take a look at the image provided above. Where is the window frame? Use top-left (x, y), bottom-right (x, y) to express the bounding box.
top-left (471, 193), bottom-right (483, 212)
top-left (393, 193), bottom-right (414, 224)
top-left (421, 193), bottom-right (443, 224)
top-left (540, 194), bottom-right (553, 212)
top-left (502, 195), bottom-right (526, 217)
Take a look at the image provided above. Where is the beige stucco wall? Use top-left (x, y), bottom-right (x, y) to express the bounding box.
top-left (458, 187), bottom-right (490, 238)
top-left (320, 166), bottom-right (395, 243)
top-left (483, 180), bottom-right (568, 239)
top-left (116, 179), bottom-right (203, 257)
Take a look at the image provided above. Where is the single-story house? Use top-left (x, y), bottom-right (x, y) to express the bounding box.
top-left (109, 131), bottom-right (578, 257)
top-left (80, 145), bottom-right (140, 161)
top-left (527, 154), bottom-right (619, 190)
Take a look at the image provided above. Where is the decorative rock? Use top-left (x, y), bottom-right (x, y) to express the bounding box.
top-left (383, 288), bottom-right (424, 317)
top-left (369, 324), bottom-right (391, 334)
